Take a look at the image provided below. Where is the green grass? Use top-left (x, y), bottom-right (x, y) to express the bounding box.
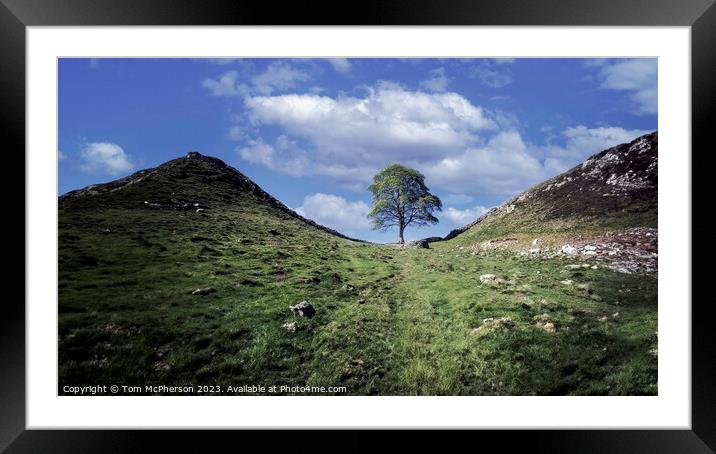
top-left (59, 198), bottom-right (657, 396)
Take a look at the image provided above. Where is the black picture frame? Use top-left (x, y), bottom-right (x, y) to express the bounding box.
top-left (3, 0), bottom-right (713, 452)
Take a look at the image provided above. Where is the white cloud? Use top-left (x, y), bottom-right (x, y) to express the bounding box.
top-left (89, 58), bottom-right (100, 69)
top-left (596, 59), bottom-right (657, 115)
top-left (423, 131), bottom-right (545, 196)
top-left (202, 63), bottom-right (310, 97)
top-left (420, 67), bottom-right (450, 92)
top-left (493, 58), bottom-right (516, 65)
top-left (244, 82), bottom-right (495, 169)
top-left (79, 142), bottom-right (133, 176)
top-left (540, 125), bottom-right (650, 174)
top-left (327, 58), bottom-right (352, 74)
top-left (58, 150), bottom-right (67, 161)
top-left (237, 136), bottom-right (309, 177)
top-left (295, 193), bottom-right (371, 232)
top-left (470, 60), bottom-right (513, 88)
top-left (202, 70), bottom-right (241, 96)
top-left (251, 62), bottom-right (310, 95)
top-left (442, 205), bottom-right (489, 225)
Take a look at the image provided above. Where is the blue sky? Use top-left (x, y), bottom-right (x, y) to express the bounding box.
top-left (59, 58), bottom-right (657, 242)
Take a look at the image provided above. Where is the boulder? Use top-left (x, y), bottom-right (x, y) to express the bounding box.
top-left (403, 239), bottom-right (430, 249)
top-left (561, 245), bottom-right (578, 256)
top-left (289, 301), bottom-right (316, 318)
top-left (282, 321), bottom-right (298, 333)
top-left (541, 322), bottom-right (556, 333)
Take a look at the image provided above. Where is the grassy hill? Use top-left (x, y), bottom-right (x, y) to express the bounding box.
top-left (59, 141), bottom-right (658, 396)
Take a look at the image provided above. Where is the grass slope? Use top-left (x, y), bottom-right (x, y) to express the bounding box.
top-left (58, 155), bottom-right (657, 395)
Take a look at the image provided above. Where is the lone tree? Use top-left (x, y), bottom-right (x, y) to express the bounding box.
top-left (367, 164), bottom-right (442, 243)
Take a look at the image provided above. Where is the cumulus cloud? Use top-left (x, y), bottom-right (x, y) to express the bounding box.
top-left (202, 62), bottom-right (310, 97)
top-left (244, 82), bottom-right (495, 167)
top-left (237, 136), bottom-right (310, 177)
top-left (202, 70), bottom-right (242, 96)
top-left (420, 67), bottom-right (450, 92)
top-left (595, 59), bottom-right (657, 115)
top-left (295, 193), bottom-right (371, 232)
top-left (423, 130), bottom-right (545, 196)
top-left (540, 125), bottom-right (650, 174)
top-left (251, 62), bottom-right (310, 95)
top-left (470, 60), bottom-right (514, 88)
top-left (79, 142), bottom-right (133, 176)
top-left (327, 58), bottom-right (352, 74)
top-left (442, 205), bottom-right (489, 225)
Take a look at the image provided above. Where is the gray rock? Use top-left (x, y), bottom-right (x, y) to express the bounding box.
top-left (282, 321), bottom-right (298, 333)
top-left (403, 239), bottom-right (430, 249)
top-left (289, 301), bottom-right (316, 318)
top-left (479, 274), bottom-right (496, 283)
top-left (191, 287), bottom-right (216, 296)
top-left (561, 245), bottom-right (578, 256)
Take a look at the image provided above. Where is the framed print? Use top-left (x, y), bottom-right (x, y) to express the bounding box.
top-left (3, 0), bottom-right (715, 451)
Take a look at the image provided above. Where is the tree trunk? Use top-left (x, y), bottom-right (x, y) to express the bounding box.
top-left (399, 223), bottom-right (405, 244)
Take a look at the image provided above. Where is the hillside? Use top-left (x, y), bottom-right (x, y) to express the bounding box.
top-left (58, 141), bottom-right (658, 396)
top-left (445, 132), bottom-right (657, 241)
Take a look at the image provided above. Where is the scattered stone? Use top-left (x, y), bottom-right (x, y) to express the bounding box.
top-left (533, 313), bottom-right (552, 323)
top-left (584, 245), bottom-right (597, 251)
top-left (532, 238), bottom-right (541, 246)
top-left (529, 248), bottom-right (540, 254)
top-left (477, 317), bottom-right (514, 330)
top-left (582, 250), bottom-right (597, 256)
top-left (191, 287), bottom-right (216, 296)
top-left (591, 265), bottom-right (599, 269)
top-left (565, 264), bottom-right (582, 270)
top-left (342, 283), bottom-right (356, 293)
top-left (357, 299), bottom-right (366, 305)
top-left (282, 321), bottom-right (298, 333)
top-left (480, 274), bottom-right (497, 283)
top-left (598, 315), bottom-right (608, 322)
top-left (153, 361), bottom-right (170, 372)
top-left (289, 301), bottom-right (316, 318)
top-left (612, 312), bottom-right (620, 318)
top-left (541, 322), bottom-right (556, 333)
top-left (561, 245), bottom-right (578, 256)
top-left (649, 348), bottom-right (658, 357)
top-left (560, 279), bottom-right (573, 285)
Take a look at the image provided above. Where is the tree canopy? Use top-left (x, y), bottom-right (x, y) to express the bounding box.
top-left (367, 164), bottom-right (442, 243)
